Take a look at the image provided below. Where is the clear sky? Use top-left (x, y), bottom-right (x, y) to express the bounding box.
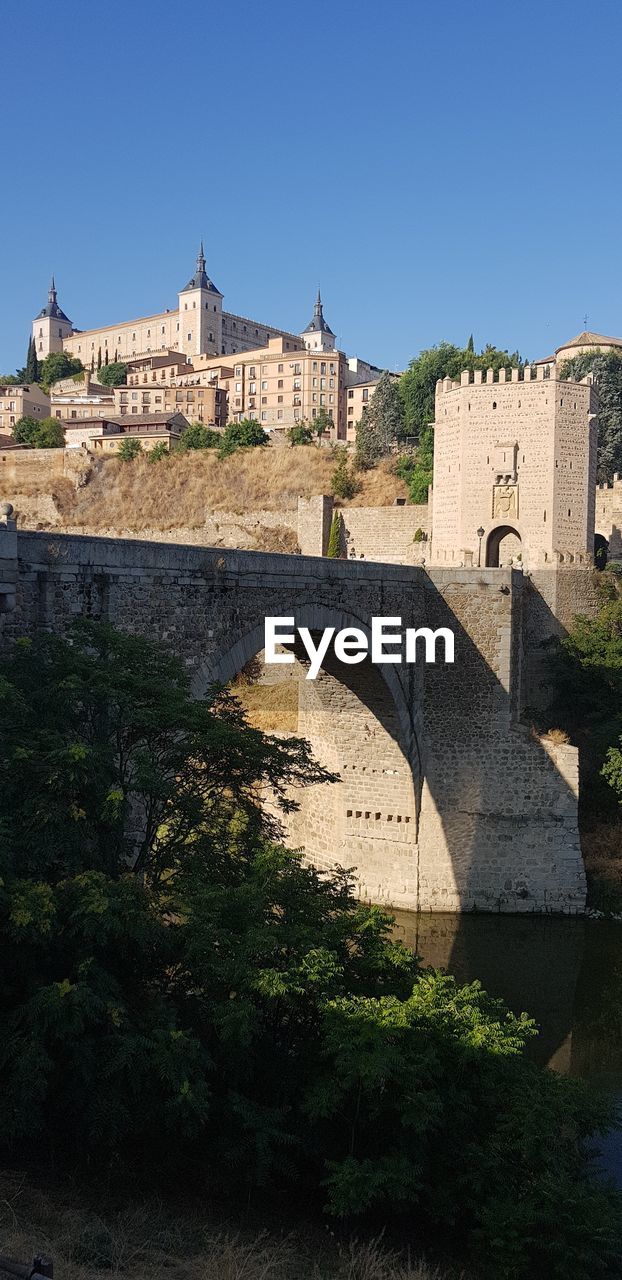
top-left (2, 0), bottom-right (621, 374)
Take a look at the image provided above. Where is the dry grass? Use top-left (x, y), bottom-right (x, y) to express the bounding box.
top-left (544, 727), bottom-right (571, 745)
top-left (230, 680), bottom-right (299, 733)
top-left (0, 1172), bottom-right (460, 1280)
top-left (4, 449), bottom-right (408, 533)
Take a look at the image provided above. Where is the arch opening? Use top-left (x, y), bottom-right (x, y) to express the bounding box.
top-left (193, 607), bottom-right (424, 910)
top-left (486, 524), bottom-right (521, 568)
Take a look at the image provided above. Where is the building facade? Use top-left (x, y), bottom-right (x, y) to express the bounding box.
top-left (0, 383), bottom-right (50, 435)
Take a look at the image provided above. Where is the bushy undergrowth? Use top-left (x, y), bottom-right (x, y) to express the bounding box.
top-left (0, 624), bottom-right (620, 1279)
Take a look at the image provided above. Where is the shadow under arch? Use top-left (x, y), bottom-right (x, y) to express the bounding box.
top-left (486, 522), bottom-right (522, 567)
top-left (192, 603), bottom-right (425, 907)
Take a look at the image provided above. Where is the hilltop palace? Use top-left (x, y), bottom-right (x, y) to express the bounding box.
top-left (30, 245), bottom-right (383, 442)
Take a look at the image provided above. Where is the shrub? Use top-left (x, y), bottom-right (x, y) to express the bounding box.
top-left (117, 437), bottom-right (142, 461)
top-left (331, 448), bottom-right (359, 500)
top-left (177, 423), bottom-right (222, 451)
top-left (413, 527), bottom-right (426, 542)
top-left (147, 441), bottom-right (169, 463)
top-left (218, 418), bottom-right (269, 458)
top-left (288, 423), bottom-right (314, 446)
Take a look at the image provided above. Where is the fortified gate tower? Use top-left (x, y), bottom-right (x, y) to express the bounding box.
top-left (430, 365), bottom-right (598, 570)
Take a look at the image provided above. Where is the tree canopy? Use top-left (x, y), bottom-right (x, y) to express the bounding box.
top-left (13, 415), bottom-right (65, 448)
top-left (560, 350), bottom-right (622, 481)
top-left (0, 622), bottom-right (619, 1278)
top-left (39, 351), bottom-right (84, 391)
top-left (97, 361), bottom-right (128, 387)
top-left (354, 371), bottom-right (404, 469)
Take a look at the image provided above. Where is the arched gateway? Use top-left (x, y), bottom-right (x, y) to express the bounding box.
top-left (0, 525), bottom-right (587, 915)
top-left (486, 525), bottom-right (522, 568)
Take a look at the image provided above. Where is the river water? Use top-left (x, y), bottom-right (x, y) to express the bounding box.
top-left (392, 912), bottom-right (622, 1181)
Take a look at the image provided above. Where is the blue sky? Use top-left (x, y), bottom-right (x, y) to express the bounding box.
top-left (1, 0), bottom-right (621, 374)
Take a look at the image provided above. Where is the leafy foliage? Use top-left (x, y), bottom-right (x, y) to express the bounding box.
top-left (117, 437), bottom-right (142, 460)
top-left (354, 373), bottom-right (404, 469)
top-left (559, 350), bottom-right (622, 481)
top-left (549, 573), bottom-right (622, 819)
top-left (330, 448), bottom-right (359, 500)
top-left (399, 341), bottom-right (522, 438)
top-left (39, 351), bottom-right (84, 391)
top-left (288, 423), bottom-right (314, 446)
top-left (13, 415), bottom-right (64, 448)
top-left (146, 441), bottom-right (169, 463)
top-left (218, 418), bottom-right (269, 457)
top-left (176, 423), bottom-right (222, 451)
top-left (394, 429), bottom-right (434, 504)
top-left (0, 624), bottom-right (619, 1278)
top-left (97, 362), bottom-right (128, 387)
top-left (326, 510), bottom-right (343, 557)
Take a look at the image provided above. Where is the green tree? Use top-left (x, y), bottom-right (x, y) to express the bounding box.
top-left (559, 350), bottom-right (622, 481)
top-left (549, 573), bottom-right (622, 821)
top-left (39, 351), bottom-right (84, 391)
top-left (13, 415), bottom-right (40, 445)
top-left (218, 418), bottom-right (268, 458)
top-left (326, 510), bottom-right (343, 557)
top-left (97, 346), bottom-right (102, 371)
top-left (288, 423), bottom-right (314, 446)
top-left (98, 361), bottom-right (128, 387)
top-left (25, 336), bottom-right (39, 383)
top-left (312, 407), bottom-right (332, 443)
top-left (0, 623), bottom-right (619, 1278)
top-left (176, 422), bottom-right (222, 451)
top-left (399, 341), bottom-right (522, 438)
top-left (13, 415), bottom-right (64, 448)
top-left (354, 372), bottom-right (404, 470)
top-left (34, 416), bottom-right (65, 448)
top-left (466, 333), bottom-right (475, 352)
top-left (147, 441), bottom-right (169, 462)
top-left (394, 427), bottom-right (434, 504)
top-left (330, 448), bottom-right (359, 500)
top-left (117, 437), bottom-right (142, 460)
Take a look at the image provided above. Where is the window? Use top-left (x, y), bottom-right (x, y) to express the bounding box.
top-left (235, 382), bottom-right (242, 392)
top-left (313, 377), bottom-right (318, 388)
top-left (261, 411), bottom-right (267, 420)
top-left (312, 361), bottom-right (318, 372)
top-left (249, 367), bottom-right (256, 377)
top-left (277, 409), bottom-right (283, 419)
top-left (261, 380), bottom-right (268, 390)
top-left (235, 366), bottom-right (242, 376)
top-left (249, 382), bottom-right (256, 394)
top-left (277, 395), bottom-right (283, 404)
top-left (277, 363), bottom-right (283, 373)
top-left (187, 333), bottom-right (191, 341)
top-left (320, 378), bottom-right (326, 389)
top-left (320, 362), bottom-right (326, 375)
top-left (293, 363), bottom-right (301, 375)
top-left (329, 378), bottom-right (334, 388)
top-left (362, 389), bottom-right (369, 402)
top-left (261, 396), bottom-right (267, 405)
top-left (320, 394), bottom-right (325, 405)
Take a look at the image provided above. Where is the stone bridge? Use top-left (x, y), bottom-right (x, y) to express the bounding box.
top-left (0, 512), bottom-right (588, 914)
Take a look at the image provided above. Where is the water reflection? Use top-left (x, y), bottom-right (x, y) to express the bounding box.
top-left (393, 912), bottom-right (622, 1086)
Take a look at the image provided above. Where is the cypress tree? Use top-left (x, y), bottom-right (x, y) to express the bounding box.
top-left (326, 511), bottom-right (343, 558)
top-left (25, 336), bottom-right (39, 383)
top-left (467, 334), bottom-right (475, 353)
top-left (97, 347), bottom-right (102, 370)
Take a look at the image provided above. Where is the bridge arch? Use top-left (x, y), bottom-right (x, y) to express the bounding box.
top-left (192, 603), bottom-right (424, 908)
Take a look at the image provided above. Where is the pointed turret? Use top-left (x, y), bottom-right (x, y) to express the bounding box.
top-left (300, 287), bottom-right (336, 351)
top-left (180, 241), bottom-right (222, 295)
top-left (36, 275), bottom-right (71, 322)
